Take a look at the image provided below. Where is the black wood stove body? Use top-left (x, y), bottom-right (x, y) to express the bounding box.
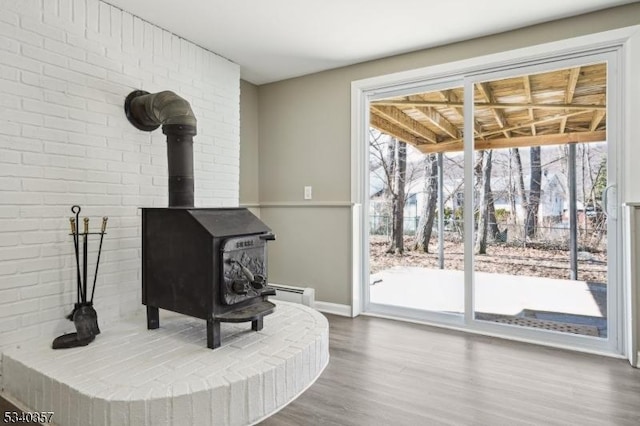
top-left (142, 207), bottom-right (276, 349)
top-left (124, 89), bottom-right (276, 349)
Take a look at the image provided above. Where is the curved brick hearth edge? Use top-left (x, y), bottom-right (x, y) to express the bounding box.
top-left (1, 301), bottom-right (329, 426)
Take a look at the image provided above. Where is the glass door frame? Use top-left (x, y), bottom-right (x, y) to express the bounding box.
top-left (462, 51), bottom-right (621, 355)
top-left (363, 76), bottom-right (467, 328)
top-left (351, 27), bottom-right (637, 359)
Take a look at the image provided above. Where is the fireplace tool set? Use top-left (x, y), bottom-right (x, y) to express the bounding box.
top-left (52, 205), bottom-right (108, 349)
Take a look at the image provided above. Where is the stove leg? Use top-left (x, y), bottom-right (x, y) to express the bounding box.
top-left (252, 318), bottom-right (263, 331)
top-left (147, 306), bottom-right (159, 329)
top-left (207, 318), bottom-right (220, 349)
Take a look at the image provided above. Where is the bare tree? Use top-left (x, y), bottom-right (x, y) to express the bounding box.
top-left (525, 146), bottom-right (542, 238)
top-left (414, 154), bottom-right (438, 253)
top-left (475, 150), bottom-right (494, 254)
top-left (369, 129), bottom-right (419, 254)
top-left (388, 138), bottom-right (407, 253)
top-left (512, 148), bottom-right (527, 225)
top-left (385, 136), bottom-right (396, 199)
top-left (511, 146), bottom-right (542, 239)
top-left (508, 151), bottom-right (517, 224)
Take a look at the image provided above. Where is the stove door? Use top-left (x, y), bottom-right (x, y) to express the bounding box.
top-left (221, 235), bottom-right (269, 305)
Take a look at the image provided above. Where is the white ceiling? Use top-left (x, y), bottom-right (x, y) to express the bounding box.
top-left (105, 0), bottom-right (638, 85)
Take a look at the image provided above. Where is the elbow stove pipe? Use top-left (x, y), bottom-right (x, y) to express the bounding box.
top-left (125, 90), bottom-right (197, 208)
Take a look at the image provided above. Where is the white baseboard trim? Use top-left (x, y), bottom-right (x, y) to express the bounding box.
top-left (314, 301), bottom-right (352, 317)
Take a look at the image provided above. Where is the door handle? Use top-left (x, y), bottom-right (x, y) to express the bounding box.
top-left (602, 183), bottom-right (617, 220)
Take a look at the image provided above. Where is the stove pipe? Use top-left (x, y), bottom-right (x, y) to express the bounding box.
top-left (125, 90), bottom-right (197, 207)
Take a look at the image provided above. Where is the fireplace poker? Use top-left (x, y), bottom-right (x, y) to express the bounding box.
top-left (70, 205), bottom-right (85, 316)
top-left (90, 217), bottom-right (108, 303)
top-left (82, 217), bottom-right (89, 304)
top-left (69, 217), bottom-right (80, 306)
top-left (75, 214), bottom-right (101, 340)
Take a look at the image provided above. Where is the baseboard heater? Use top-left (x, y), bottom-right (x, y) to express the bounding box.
top-left (269, 284), bottom-right (315, 308)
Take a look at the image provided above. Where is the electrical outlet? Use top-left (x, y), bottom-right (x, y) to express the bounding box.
top-left (304, 186), bottom-right (312, 200)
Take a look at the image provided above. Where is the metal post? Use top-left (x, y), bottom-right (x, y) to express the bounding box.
top-left (569, 144), bottom-right (578, 280)
top-left (438, 153), bottom-right (445, 269)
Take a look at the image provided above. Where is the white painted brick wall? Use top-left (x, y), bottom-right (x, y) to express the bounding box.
top-left (0, 0), bottom-right (240, 383)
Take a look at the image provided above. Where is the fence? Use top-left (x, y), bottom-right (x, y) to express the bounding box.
top-left (369, 214), bottom-right (607, 252)
top-left (370, 215), bottom-right (420, 236)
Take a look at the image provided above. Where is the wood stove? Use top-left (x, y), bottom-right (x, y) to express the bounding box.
top-left (125, 90), bottom-right (276, 349)
top-left (142, 207), bottom-right (276, 349)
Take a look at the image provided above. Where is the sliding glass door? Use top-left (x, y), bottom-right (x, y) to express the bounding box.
top-left (465, 54), bottom-right (619, 353)
top-left (367, 80), bottom-right (466, 325)
top-left (363, 49), bottom-right (622, 354)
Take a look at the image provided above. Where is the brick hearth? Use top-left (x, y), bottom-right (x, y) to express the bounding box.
top-left (2, 301), bottom-right (329, 426)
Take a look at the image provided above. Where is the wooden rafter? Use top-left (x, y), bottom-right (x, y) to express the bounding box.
top-left (371, 100), bottom-right (606, 110)
top-left (476, 82), bottom-right (509, 137)
top-left (523, 76), bottom-right (536, 136)
top-left (560, 116), bottom-right (568, 134)
top-left (443, 89), bottom-right (483, 136)
top-left (561, 67), bottom-right (581, 133)
top-left (590, 110), bottom-right (606, 131)
top-left (474, 110), bottom-right (590, 140)
top-left (477, 130), bottom-right (606, 150)
top-left (370, 114), bottom-right (426, 146)
top-left (415, 130), bottom-right (606, 154)
top-left (369, 64), bottom-right (606, 155)
top-left (566, 67), bottom-right (581, 104)
top-left (371, 105), bottom-right (438, 143)
top-left (414, 106), bottom-right (459, 138)
top-left (440, 90), bottom-right (461, 115)
top-left (414, 139), bottom-right (464, 154)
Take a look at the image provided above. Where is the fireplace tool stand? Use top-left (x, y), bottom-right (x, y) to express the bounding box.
top-left (52, 205), bottom-right (108, 349)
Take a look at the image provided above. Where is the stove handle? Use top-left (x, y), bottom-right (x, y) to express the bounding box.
top-left (259, 233), bottom-right (276, 241)
top-left (261, 287), bottom-right (276, 297)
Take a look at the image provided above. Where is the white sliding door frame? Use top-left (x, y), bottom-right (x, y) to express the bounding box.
top-left (462, 50), bottom-right (621, 355)
top-left (351, 25), bottom-right (640, 362)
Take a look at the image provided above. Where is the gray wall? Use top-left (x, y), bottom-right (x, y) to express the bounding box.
top-left (244, 3), bottom-right (640, 305)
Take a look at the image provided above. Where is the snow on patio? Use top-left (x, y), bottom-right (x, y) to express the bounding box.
top-left (369, 267), bottom-right (604, 318)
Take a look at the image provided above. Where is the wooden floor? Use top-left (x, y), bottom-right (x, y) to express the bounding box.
top-left (261, 314), bottom-right (640, 426)
top-left (3, 314), bottom-right (640, 425)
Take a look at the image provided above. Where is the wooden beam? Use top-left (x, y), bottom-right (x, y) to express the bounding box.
top-left (370, 114), bottom-right (426, 147)
top-left (415, 106), bottom-right (459, 138)
top-left (441, 90), bottom-right (461, 113)
top-left (476, 82), bottom-right (509, 137)
top-left (415, 140), bottom-right (464, 154)
top-left (562, 67), bottom-right (581, 134)
top-left (590, 110), bottom-right (606, 131)
top-left (560, 117), bottom-right (568, 134)
top-left (479, 130), bottom-right (606, 150)
top-left (371, 100), bottom-right (606, 110)
top-left (476, 111), bottom-right (590, 140)
top-left (415, 130), bottom-right (606, 154)
top-left (371, 105), bottom-right (438, 143)
top-left (566, 67), bottom-right (581, 104)
top-left (445, 89), bottom-right (483, 136)
top-left (523, 76), bottom-right (536, 136)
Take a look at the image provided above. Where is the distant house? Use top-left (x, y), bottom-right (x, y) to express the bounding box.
top-left (371, 165), bottom-right (590, 233)
top-left (540, 173), bottom-right (567, 224)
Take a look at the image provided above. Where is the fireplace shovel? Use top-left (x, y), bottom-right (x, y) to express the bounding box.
top-left (52, 306), bottom-right (98, 349)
